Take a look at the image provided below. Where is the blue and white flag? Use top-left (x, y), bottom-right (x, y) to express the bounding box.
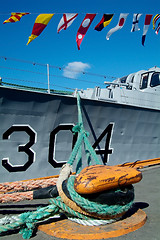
top-left (131, 13), bottom-right (142, 32)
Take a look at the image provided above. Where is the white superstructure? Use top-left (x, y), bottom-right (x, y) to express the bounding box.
top-left (78, 67), bottom-right (160, 110)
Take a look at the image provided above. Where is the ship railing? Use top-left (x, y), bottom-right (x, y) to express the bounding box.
top-left (0, 81), bottom-right (73, 95)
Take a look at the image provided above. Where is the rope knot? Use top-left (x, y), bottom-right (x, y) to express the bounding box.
top-left (20, 212), bottom-right (32, 223)
top-left (19, 212), bottom-right (36, 239)
top-left (72, 124), bottom-right (82, 133)
top-left (72, 124), bottom-right (89, 138)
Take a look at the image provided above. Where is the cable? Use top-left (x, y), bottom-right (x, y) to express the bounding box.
top-left (0, 65), bottom-right (106, 86)
top-left (0, 56), bottom-right (117, 80)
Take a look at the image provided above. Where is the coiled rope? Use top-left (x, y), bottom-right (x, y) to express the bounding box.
top-left (0, 92), bottom-right (134, 239)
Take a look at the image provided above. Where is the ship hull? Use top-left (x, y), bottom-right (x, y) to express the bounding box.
top-left (0, 86), bottom-right (160, 182)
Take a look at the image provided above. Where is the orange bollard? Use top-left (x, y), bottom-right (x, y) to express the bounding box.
top-left (74, 165), bottom-right (142, 195)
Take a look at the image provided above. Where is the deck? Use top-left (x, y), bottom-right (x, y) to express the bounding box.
top-left (0, 166), bottom-right (159, 240)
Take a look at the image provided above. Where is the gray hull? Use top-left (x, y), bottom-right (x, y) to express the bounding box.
top-left (0, 86), bottom-right (160, 182)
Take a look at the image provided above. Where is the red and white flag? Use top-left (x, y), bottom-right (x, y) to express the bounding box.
top-left (142, 14), bottom-right (152, 46)
top-left (76, 14), bottom-right (96, 50)
top-left (106, 13), bottom-right (128, 40)
top-left (57, 13), bottom-right (78, 33)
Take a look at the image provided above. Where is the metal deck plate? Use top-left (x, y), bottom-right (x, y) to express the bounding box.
top-left (39, 209), bottom-right (147, 239)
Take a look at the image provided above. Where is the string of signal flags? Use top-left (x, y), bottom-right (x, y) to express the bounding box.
top-left (2, 12), bottom-right (160, 49)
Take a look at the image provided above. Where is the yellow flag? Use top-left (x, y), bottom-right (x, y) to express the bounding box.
top-left (27, 14), bottom-right (54, 45)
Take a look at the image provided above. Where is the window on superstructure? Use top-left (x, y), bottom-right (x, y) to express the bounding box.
top-left (131, 75), bottom-right (134, 83)
top-left (150, 72), bottom-right (160, 87)
top-left (140, 73), bottom-right (148, 89)
top-left (119, 76), bottom-right (127, 83)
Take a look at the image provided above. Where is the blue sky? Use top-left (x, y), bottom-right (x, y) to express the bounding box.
top-left (0, 0), bottom-right (160, 91)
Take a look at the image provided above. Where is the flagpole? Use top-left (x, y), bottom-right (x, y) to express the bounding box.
top-left (47, 64), bottom-right (50, 94)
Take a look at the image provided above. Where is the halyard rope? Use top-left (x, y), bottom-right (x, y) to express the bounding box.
top-left (0, 92), bottom-right (134, 239)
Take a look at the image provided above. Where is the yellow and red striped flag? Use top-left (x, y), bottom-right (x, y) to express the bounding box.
top-left (3, 12), bottom-right (29, 24)
top-left (27, 14), bottom-right (54, 45)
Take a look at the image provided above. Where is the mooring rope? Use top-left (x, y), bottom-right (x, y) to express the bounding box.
top-left (0, 178), bottom-right (57, 203)
top-left (67, 217), bottom-right (116, 226)
top-left (0, 92), bottom-right (134, 239)
top-left (0, 178), bottom-right (57, 194)
top-left (0, 204), bottom-right (60, 239)
top-left (0, 191), bottom-right (33, 203)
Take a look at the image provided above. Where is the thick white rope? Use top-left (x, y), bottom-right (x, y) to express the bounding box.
top-left (68, 217), bottom-right (119, 226)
